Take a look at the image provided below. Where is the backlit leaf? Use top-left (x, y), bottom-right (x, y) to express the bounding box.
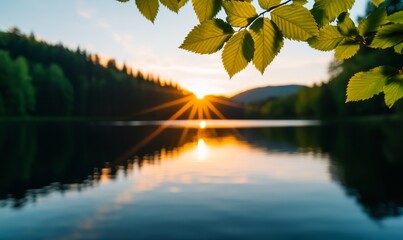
top-left (346, 66), bottom-right (396, 102)
top-left (222, 30), bottom-right (254, 78)
top-left (308, 25), bottom-right (344, 51)
top-left (311, 0), bottom-right (355, 26)
top-left (117, 0), bottom-right (130, 3)
top-left (192, 0), bottom-right (222, 22)
top-left (293, 0), bottom-right (308, 6)
top-left (335, 40), bottom-right (360, 60)
top-left (370, 24), bottom-right (403, 49)
top-left (394, 42), bottom-right (403, 54)
top-left (384, 73), bottom-right (403, 108)
top-left (358, 9), bottom-right (388, 37)
top-left (258, 0), bottom-right (281, 10)
top-left (271, 4), bottom-right (319, 41)
top-left (222, 1), bottom-right (257, 27)
top-left (178, 0), bottom-right (188, 9)
top-left (135, 0), bottom-right (159, 22)
top-left (180, 19), bottom-right (234, 54)
top-left (160, 0), bottom-right (189, 13)
top-left (337, 12), bottom-right (357, 36)
top-left (388, 11), bottom-right (403, 24)
top-left (250, 17), bottom-right (284, 74)
top-left (371, 0), bottom-right (385, 7)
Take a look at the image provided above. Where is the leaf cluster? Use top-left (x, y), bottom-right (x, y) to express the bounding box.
top-left (118, 0), bottom-right (403, 107)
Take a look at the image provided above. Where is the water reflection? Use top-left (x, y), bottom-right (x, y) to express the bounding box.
top-left (0, 123), bottom-right (193, 208)
top-left (196, 139), bottom-right (208, 161)
top-left (0, 120), bottom-right (403, 239)
top-left (240, 123), bottom-right (403, 220)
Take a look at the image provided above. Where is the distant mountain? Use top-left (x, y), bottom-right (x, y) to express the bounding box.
top-left (230, 85), bottom-right (304, 104)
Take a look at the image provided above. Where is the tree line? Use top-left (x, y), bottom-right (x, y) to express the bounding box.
top-left (0, 29), bottom-right (185, 118)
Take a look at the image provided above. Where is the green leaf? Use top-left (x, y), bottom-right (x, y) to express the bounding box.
top-left (384, 73), bottom-right (403, 108)
top-left (178, 0), bottom-right (188, 8)
top-left (250, 17), bottom-right (284, 74)
top-left (394, 42), bottom-right (403, 54)
top-left (370, 24), bottom-right (403, 49)
top-left (337, 12), bottom-right (357, 36)
top-left (160, 0), bottom-right (189, 13)
top-left (311, 0), bottom-right (355, 26)
top-left (388, 11), bottom-right (403, 24)
top-left (293, 0), bottom-right (308, 6)
top-left (117, 0), bottom-right (130, 2)
top-left (346, 66), bottom-right (396, 102)
top-left (222, 1), bottom-right (257, 27)
top-left (135, 0), bottom-right (159, 22)
top-left (271, 4), bottom-right (319, 41)
top-left (160, 0), bottom-right (177, 13)
top-left (258, 0), bottom-right (281, 10)
top-left (222, 30), bottom-right (254, 78)
top-left (191, 0), bottom-right (222, 22)
top-left (180, 19), bottom-right (234, 54)
top-left (371, 0), bottom-right (385, 7)
top-left (335, 40), bottom-right (360, 60)
top-left (358, 9), bottom-right (388, 37)
top-left (308, 25), bottom-right (345, 51)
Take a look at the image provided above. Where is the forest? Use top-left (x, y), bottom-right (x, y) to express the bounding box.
top-left (0, 29), bottom-right (189, 119)
top-left (246, 1), bottom-right (403, 119)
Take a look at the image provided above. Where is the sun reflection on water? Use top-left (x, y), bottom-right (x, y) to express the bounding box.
top-left (199, 120), bottom-right (206, 129)
top-left (196, 138), bottom-right (208, 161)
top-left (100, 168), bottom-right (111, 183)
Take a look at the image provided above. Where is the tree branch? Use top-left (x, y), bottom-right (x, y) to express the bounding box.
top-left (241, 0), bottom-right (292, 30)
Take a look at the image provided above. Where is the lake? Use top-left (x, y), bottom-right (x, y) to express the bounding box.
top-left (1, 120), bottom-right (403, 239)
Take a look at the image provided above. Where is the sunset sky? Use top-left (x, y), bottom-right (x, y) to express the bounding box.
top-left (0, 0), bottom-right (368, 97)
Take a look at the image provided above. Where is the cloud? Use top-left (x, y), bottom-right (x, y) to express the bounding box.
top-left (77, 8), bottom-right (96, 19)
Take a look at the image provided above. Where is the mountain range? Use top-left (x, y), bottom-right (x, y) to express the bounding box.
top-left (230, 85), bottom-right (304, 104)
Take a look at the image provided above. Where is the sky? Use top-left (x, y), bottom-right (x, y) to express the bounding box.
top-left (0, 0), bottom-right (368, 97)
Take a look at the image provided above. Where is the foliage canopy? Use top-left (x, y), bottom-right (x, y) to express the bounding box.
top-left (117, 0), bottom-right (403, 107)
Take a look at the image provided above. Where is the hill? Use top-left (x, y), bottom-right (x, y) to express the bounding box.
top-left (231, 85), bottom-right (303, 104)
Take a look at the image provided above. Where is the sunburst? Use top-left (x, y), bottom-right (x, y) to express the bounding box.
top-left (116, 94), bottom-right (243, 163)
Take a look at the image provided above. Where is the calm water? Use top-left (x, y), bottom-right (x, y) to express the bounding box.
top-left (1, 120), bottom-right (403, 239)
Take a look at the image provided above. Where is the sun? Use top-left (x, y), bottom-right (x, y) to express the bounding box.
top-left (192, 89), bottom-right (207, 99)
top-left (195, 93), bottom-right (205, 99)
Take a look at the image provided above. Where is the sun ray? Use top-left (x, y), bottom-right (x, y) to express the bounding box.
top-left (205, 101), bottom-right (226, 119)
top-left (116, 99), bottom-right (195, 163)
top-left (178, 103), bottom-right (198, 145)
top-left (207, 96), bottom-right (244, 108)
top-left (205, 100), bottom-right (244, 139)
top-left (202, 104), bottom-right (213, 119)
top-left (202, 104), bottom-right (218, 136)
top-left (137, 95), bottom-right (193, 115)
top-left (197, 101), bottom-right (204, 120)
